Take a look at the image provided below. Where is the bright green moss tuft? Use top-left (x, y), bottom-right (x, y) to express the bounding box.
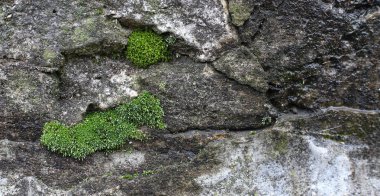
top-left (117, 92), bottom-right (166, 129)
top-left (40, 92), bottom-right (165, 159)
top-left (126, 30), bottom-right (170, 68)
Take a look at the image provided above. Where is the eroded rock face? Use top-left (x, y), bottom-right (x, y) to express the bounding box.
top-left (0, 108), bottom-right (378, 195)
top-left (240, 0), bottom-right (380, 110)
top-left (108, 0), bottom-right (238, 61)
top-left (196, 108), bottom-right (380, 195)
top-left (0, 1), bottom-right (129, 67)
top-left (213, 46), bottom-right (269, 93)
top-left (0, 131), bottom-right (226, 195)
top-left (0, 0), bottom-right (379, 195)
top-left (139, 57), bottom-right (272, 132)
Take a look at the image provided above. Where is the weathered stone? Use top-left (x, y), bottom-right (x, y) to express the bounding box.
top-left (0, 56), bottom-right (140, 139)
top-left (240, 0), bottom-right (380, 110)
top-left (57, 56), bottom-right (139, 125)
top-left (0, 131), bottom-right (226, 195)
top-left (1, 108), bottom-right (378, 195)
top-left (108, 0), bottom-right (238, 61)
top-left (213, 46), bottom-right (269, 93)
top-left (195, 108), bottom-right (380, 195)
top-left (0, 0), bottom-right (379, 195)
top-left (62, 16), bottom-right (130, 57)
top-left (0, 1), bottom-right (129, 67)
top-left (139, 57), bottom-right (272, 132)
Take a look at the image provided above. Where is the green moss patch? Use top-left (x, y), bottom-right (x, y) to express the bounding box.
top-left (41, 92), bottom-right (165, 159)
top-left (116, 92), bottom-right (166, 129)
top-left (126, 30), bottom-right (170, 68)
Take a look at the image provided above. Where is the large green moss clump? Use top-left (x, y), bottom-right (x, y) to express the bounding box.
top-left (126, 30), bottom-right (170, 68)
top-left (40, 92), bottom-right (165, 159)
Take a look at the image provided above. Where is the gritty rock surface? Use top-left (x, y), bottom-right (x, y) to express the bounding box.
top-left (0, 131), bottom-right (226, 195)
top-left (240, 0), bottom-right (380, 110)
top-left (213, 46), bottom-right (269, 93)
top-left (0, 0), bottom-right (379, 195)
top-left (139, 57), bottom-right (272, 132)
top-left (196, 108), bottom-right (380, 195)
top-left (108, 0), bottom-right (238, 61)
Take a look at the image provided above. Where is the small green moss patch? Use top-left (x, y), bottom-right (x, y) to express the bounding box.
top-left (121, 170), bottom-right (156, 180)
top-left (41, 92), bottom-right (165, 159)
top-left (116, 92), bottom-right (166, 129)
top-left (126, 30), bottom-right (170, 68)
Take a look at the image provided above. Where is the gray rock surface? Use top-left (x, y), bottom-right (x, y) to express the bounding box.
top-left (240, 0), bottom-right (380, 110)
top-left (139, 57), bottom-right (272, 132)
top-left (0, 0), bottom-right (379, 195)
top-left (196, 108), bottom-right (380, 195)
top-left (213, 46), bottom-right (269, 93)
top-left (0, 108), bottom-right (378, 195)
top-left (108, 0), bottom-right (238, 61)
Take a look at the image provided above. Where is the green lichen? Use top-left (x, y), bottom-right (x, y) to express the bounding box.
top-left (249, 131), bottom-right (256, 136)
top-left (7, 71), bottom-right (40, 112)
top-left (229, 2), bottom-right (252, 26)
top-left (40, 92), bottom-right (165, 159)
top-left (268, 131), bottom-right (289, 157)
top-left (121, 173), bottom-right (139, 180)
top-left (72, 27), bottom-right (90, 43)
top-left (121, 170), bottom-right (156, 180)
top-left (126, 30), bottom-right (170, 68)
top-left (321, 124), bottom-right (372, 142)
top-left (72, 18), bottom-right (96, 44)
top-left (158, 82), bottom-right (167, 92)
top-left (274, 132), bottom-right (288, 155)
top-left (94, 7), bottom-right (104, 15)
top-left (43, 49), bottom-right (57, 63)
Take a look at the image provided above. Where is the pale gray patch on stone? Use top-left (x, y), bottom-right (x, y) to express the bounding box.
top-left (0, 140), bottom-right (15, 161)
top-left (195, 131), bottom-right (379, 195)
top-left (103, 151), bottom-right (145, 172)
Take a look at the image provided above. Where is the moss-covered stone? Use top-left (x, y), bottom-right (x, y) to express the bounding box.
top-left (40, 91), bottom-right (165, 159)
top-left (126, 30), bottom-right (170, 68)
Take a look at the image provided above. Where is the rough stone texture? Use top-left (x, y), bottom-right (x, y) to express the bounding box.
top-left (0, 131), bottom-right (226, 195)
top-left (57, 56), bottom-right (139, 125)
top-left (108, 0), bottom-right (238, 61)
top-left (0, 0), bottom-right (379, 195)
top-left (213, 46), bottom-right (269, 93)
top-left (0, 108), bottom-right (378, 195)
top-left (240, 0), bottom-right (380, 110)
top-left (0, 1), bottom-right (129, 67)
top-left (196, 108), bottom-right (380, 195)
top-left (0, 56), bottom-right (140, 140)
top-left (0, 59), bottom-right (59, 141)
top-left (139, 57), bottom-right (272, 132)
